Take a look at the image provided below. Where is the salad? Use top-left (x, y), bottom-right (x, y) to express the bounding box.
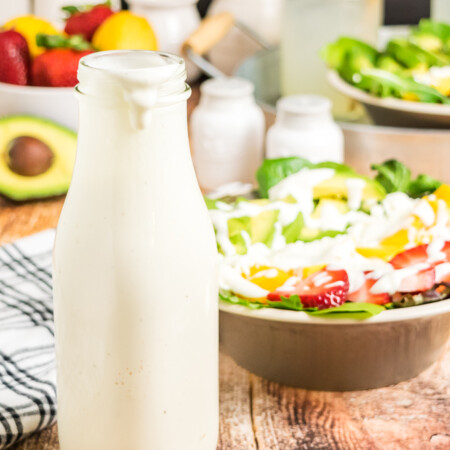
top-left (322, 19), bottom-right (450, 104)
top-left (207, 158), bottom-right (450, 319)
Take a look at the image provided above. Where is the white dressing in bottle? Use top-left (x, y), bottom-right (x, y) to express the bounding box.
top-left (53, 51), bottom-right (218, 450)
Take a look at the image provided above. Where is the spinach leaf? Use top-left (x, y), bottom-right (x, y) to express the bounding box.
top-left (371, 159), bottom-right (442, 197)
top-left (407, 174), bottom-right (442, 198)
top-left (256, 157), bottom-right (312, 198)
top-left (219, 291), bottom-right (264, 309)
top-left (371, 160), bottom-right (411, 193)
top-left (308, 302), bottom-right (385, 320)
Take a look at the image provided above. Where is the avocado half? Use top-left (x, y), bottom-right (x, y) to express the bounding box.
top-left (0, 115), bottom-right (77, 201)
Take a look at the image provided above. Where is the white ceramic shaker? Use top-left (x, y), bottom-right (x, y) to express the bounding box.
top-left (128, 0), bottom-right (201, 82)
top-left (191, 77), bottom-right (265, 191)
top-left (266, 95), bottom-right (344, 163)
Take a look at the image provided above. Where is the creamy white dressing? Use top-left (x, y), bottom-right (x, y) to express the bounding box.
top-left (435, 262), bottom-right (450, 282)
top-left (414, 65), bottom-right (450, 87)
top-left (268, 168), bottom-right (335, 216)
top-left (207, 182), bottom-right (254, 200)
top-left (427, 237), bottom-right (445, 262)
top-left (413, 199), bottom-right (436, 227)
top-left (369, 263), bottom-right (429, 295)
top-left (55, 51), bottom-right (218, 450)
top-left (220, 265), bottom-right (269, 298)
top-left (346, 178), bottom-right (366, 210)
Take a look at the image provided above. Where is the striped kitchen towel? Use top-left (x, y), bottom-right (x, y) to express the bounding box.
top-left (0, 230), bottom-right (56, 448)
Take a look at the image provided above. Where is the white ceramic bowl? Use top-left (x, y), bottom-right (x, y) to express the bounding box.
top-left (219, 299), bottom-right (450, 391)
top-left (327, 70), bottom-right (450, 129)
top-left (0, 81), bottom-right (78, 131)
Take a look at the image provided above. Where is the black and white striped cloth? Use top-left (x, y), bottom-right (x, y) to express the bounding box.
top-left (0, 230), bottom-right (56, 448)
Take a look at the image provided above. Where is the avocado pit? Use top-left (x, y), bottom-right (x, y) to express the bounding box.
top-left (6, 136), bottom-right (54, 177)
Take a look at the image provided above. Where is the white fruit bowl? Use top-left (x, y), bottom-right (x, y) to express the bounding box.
top-left (219, 299), bottom-right (450, 391)
top-left (0, 81), bottom-right (78, 131)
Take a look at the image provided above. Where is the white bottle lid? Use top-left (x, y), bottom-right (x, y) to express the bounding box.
top-left (276, 95), bottom-right (332, 116)
top-left (200, 77), bottom-right (255, 99)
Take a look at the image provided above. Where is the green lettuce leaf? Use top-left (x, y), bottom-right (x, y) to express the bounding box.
top-left (256, 157), bottom-right (312, 198)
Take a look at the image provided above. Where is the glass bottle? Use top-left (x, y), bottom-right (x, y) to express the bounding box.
top-left (53, 51), bottom-right (218, 450)
top-left (281, 0), bottom-right (383, 119)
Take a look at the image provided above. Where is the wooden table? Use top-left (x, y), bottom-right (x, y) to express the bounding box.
top-left (1, 88), bottom-right (449, 450)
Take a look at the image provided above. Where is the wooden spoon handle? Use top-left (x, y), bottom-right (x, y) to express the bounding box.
top-left (183, 12), bottom-right (234, 56)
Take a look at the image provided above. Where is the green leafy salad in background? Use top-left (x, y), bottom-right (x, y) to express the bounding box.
top-left (322, 19), bottom-right (450, 103)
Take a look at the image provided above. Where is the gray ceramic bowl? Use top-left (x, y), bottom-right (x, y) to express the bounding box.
top-left (219, 299), bottom-right (450, 391)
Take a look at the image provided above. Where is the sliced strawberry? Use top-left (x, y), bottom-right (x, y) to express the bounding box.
top-left (347, 278), bottom-right (390, 305)
top-left (390, 244), bottom-right (429, 269)
top-left (440, 242), bottom-right (450, 261)
top-left (398, 266), bottom-right (435, 292)
top-left (267, 268), bottom-right (349, 310)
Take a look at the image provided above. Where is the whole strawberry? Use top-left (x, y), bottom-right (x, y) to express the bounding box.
top-left (32, 48), bottom-right (93, 87)
top-left (64, 4), bottom-right (114, 42)
top-left (31, 34), bottom-right (93, 87)
top-left (0, 29), bottom-right (30, 85)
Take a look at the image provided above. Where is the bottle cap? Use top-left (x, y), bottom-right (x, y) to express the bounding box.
top-left (200, 77), bottom-right (255, 98)
top-left (277, 95), bottom-right (332, 116)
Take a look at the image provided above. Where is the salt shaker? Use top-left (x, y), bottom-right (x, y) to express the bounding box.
top-left (266, 95), bottom-right (344, 163)
top-left (190, 77), bottom-right (265, 191)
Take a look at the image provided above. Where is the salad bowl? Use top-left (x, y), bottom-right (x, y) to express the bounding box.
top-left (327, 70), bottom-right (450, 129)
top-left (219, 299), bottom-right (450, 391)
top-left (211, 157), bottom-right (450, 391)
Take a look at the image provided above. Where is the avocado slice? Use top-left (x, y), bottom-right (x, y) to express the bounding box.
top-left (0, 115), bottom-right (77, 201)
top-left (251, 210), bottom-right (279, 246)
top-left (313, 174), bottom-right (385, 202)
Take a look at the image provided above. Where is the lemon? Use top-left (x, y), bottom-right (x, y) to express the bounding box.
top-left (92, 11), bottom-right (158, 51)
top-left (4, 15), bottom-right (60, 57)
